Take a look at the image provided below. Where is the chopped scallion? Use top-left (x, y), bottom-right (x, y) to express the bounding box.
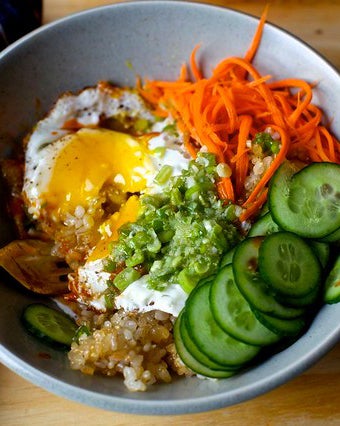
top-left (178, 269), bottom-right (197, 294)
top-left (155, 165), bottom-right (174, 185)
top-left (73, 325), bottom-right (91, 343)
top-left (114, 267), bottom-right (141, 291)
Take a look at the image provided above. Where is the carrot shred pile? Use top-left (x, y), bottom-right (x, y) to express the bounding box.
top-left (138, 6), bottom-right (340, 221)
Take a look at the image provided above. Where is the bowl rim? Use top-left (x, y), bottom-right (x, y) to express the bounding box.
top-left (1, 321), bottom-right (340, 415)
top-left (1, 0), bottom-right (339, 76)
top-left (0, 0), bottom-right (339, 415)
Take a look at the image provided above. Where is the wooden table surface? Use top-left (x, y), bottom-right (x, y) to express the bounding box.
top-left (1, 1), bottom-right (340, 425)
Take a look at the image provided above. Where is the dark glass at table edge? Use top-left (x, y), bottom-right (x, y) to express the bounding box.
top-left (0, 0), bottom-right (42, 51)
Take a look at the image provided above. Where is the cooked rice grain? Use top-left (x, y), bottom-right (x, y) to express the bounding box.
top-left (68, 309), bottom-right (192, 391)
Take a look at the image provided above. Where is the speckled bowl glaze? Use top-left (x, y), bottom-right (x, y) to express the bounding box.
top-left (0, 0), bottom-right (339, 415)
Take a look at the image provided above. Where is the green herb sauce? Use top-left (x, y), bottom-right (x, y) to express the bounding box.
top-left (110, 153), bottom-right (241, 293)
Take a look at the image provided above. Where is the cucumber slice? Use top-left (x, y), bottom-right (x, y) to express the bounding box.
top-left (185, 281), bottom-right (260, 367)
top-left (269, 162), bottom-right (340, 239)
top-left (252, 309), bottom-right (306, 337)
top-left (319, 227), bottom-right (340, 243)
top-left (197, 275), bottom-right (216, 287)
top-left (220, 247), bottom-right (236, 267)
top-left (258, 232), bottom-right (322, 298)
top-left (174, 313), bottom-right (237, 378)
top-left (210, 265), bottom-right (280, 346)
top-left (324, 256), bottom-right (340, 304)
top-left (310, 241), bottom-right (330, 269)
top-left (181, 311), bottom-right (237, 370)
top-left (275, 284), bottom-right (320, 308)
top-left (22, 303), bottom-right (77, 350)
top-left (233, 237), bottom-right (305, 319)
top-left (248, 212), bottom-right (280, 237)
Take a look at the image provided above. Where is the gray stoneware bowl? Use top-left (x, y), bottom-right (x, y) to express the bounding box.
top-left (0, 0), bottom-right (339, 415)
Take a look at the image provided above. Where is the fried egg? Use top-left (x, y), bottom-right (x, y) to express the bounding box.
top-left (23, 83), bottom-right (190, 314)
top-left (23, 85), bottom-right (158, 220)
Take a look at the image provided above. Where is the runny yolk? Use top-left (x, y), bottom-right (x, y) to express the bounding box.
top-left (87, 195), bottom-right (140, 262)
top-left (45, 128), bottom-right (153, 217)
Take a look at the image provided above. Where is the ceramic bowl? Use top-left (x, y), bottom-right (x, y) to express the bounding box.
top-left (0, 1), bottom-right (339, 415)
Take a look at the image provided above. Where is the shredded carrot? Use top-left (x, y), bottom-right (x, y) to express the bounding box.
top-left (183, 132), bottom-right (198, 159)
top-left (319, 126), bottom-right (336, 162)
top-left (268, 79), bottom-right (313, 126)
top-left (137, 6), bottom-right (340, 222)
top-left (239, 188), bottom-right (268, 222)
top-left (217, 177), bottom-right (235, 202)
top-left (244, 4), bottom-right (270, 63)
top-left (314, 128), bottom-right (331, 162)
top-left (179, 63), bottom-right (188, 82)
top-left (247, 74), bottom-right (272, 87)
top-left (190, 44), bottom-right (203, 81)
top-left (216, 85), bottom-right (237, 133)
top-left (243, 125), bottom-right (290, 207)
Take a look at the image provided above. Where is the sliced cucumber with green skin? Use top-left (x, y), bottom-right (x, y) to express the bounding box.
top-left (252, 309), bottom-right (307, 337)
top-left (22, 303), bottom-right (77, 350)
top-left (180, 311), bottom-right (238, 371)
top-left (210, 265), bottom-right (280, 346)
top-left (269, 162), bottom-right (340, 239)
top-left (318, 227), bottom-right (340, 244)
top-left (233, 237), bottom-right (305, 319)
top-left (275, 284), bottom-right (320, 308)
top-left (220, 247), bottom-right (236, 267)
top-left (310, 241), bottom-right (330, 269)
top-left (185, 281), bottom-right (260, 367)
top-left (196, 275), bottom-right (216, 288)
top-left (174, 312), bottom-right (238, 377)
top-left (248, 212), bottom-right (280, 237)
top-left (258, 232), bottom-right (322, 298)
top-left (324, 255), bottom-right (340, 304)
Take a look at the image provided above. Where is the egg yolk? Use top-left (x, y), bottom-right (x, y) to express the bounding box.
top-left (45, 128), bottom-right (153, 217)
top-left (87, 195), bottom-right (140, 262)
